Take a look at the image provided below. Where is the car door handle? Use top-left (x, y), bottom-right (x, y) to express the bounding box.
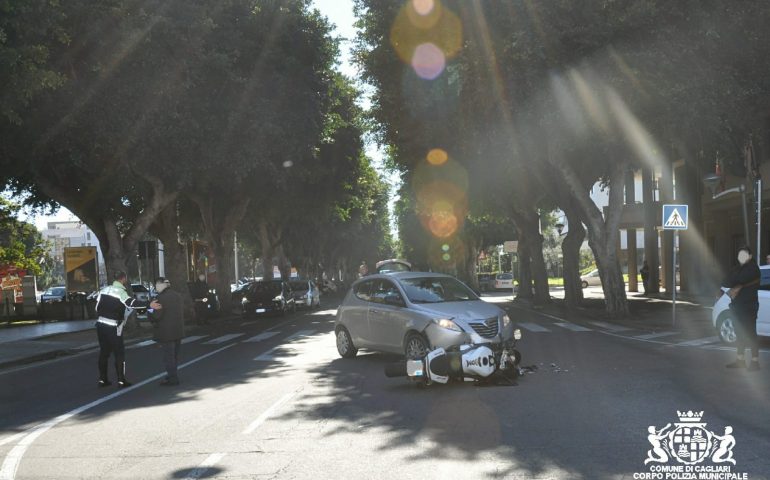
top-left (371, 309), bottom-right (381, 314)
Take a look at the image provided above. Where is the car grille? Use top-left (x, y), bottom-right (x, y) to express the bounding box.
top-left (469, 317), bottom-right (499, 338)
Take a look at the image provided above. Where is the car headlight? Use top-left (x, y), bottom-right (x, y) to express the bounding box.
top-left (435, 318), bottom-right (462, 332)
top-left (502, 314), bottom-right (511, 327)
top-left (514, 328), bottom-right (522, 340)
top-left (273, 295), bottom-right (283, 302)
top-left (242, 297), bottom-right (248, 304)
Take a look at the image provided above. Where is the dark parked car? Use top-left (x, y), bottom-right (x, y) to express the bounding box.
top-left (230, 281), bottom-right (254, 314)
top-left (241, 280), bottom-right (296, 317)
top-left (41, 286), bottom-right (67, 303)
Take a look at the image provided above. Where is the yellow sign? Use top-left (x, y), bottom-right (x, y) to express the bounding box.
top-left (64, 247), bottom-right (99, 293)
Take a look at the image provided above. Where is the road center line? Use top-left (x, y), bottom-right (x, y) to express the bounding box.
top-left (242, 388), bottom-right (301, 435)
top-left (0, 344), bottom-right (236, 480)
top-left (183, 453), bottom-right (226, 480)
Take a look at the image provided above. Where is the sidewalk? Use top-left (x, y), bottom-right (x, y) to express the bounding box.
top-left (0, 320), bottom-right (96, 345)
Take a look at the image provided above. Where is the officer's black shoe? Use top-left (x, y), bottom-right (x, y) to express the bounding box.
top-left (748, 361), bottom-right (760, 371)
top-left (98, 379), bottom-right (112, 387)
top-left (117, 379), bottom-right (133, 388)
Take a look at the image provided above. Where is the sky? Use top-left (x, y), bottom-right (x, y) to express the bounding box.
top-left (17, 0), bottom-right (399, 233)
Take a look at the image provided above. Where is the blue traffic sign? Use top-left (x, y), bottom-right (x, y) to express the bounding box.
top-left (662, 204), bottom-right (688, 230)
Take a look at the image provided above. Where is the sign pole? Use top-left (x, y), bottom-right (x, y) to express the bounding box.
top-left (672, 230), bottom-right (677, 328)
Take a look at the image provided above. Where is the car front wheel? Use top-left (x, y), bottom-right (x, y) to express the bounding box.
top-left (717, 312), bottom-right (738, 344)
top-left (581, 281), bottom-right (588, 289)
top-left (404, 332), bottom-right (429, 360)
top-left (336, 327), bottom-right (358, 358)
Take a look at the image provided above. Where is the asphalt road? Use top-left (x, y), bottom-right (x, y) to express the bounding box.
top-left (0, 297), bottom-right (768, 480)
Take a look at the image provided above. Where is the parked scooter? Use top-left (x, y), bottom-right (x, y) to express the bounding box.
top-left (384, 333), bottom-right (523, 386)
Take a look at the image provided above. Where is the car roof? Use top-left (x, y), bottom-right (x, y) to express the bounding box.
top-left (361, 271), bottom-right (455, 282)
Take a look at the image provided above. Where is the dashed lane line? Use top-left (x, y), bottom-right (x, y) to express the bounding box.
top-left (242, 388), bottom-right (302, 435)
top-left (554, 322), bottom-right (593, 332)
top-left (202, 334), bottom-right (245, 345)
top-left (243, 332), bottom-right (280, 343)
top-left (181, 335), bottom-right (208, 345)
top-left (589, 321), bottom-right (632, 332)
top-left (675, 336), bottom-right (720, 347)
top-left (518, 323), bottom-right (551, 333)
top-left (634, 332), bottom-right (677, 340)
top-left (182, 453), bottom-right (227, 480)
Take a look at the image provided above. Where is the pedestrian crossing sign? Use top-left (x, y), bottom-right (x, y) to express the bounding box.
top-left (662, 204), bottom-right (688, 230)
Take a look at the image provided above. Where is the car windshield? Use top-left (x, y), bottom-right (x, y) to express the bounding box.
top-left (399, 276), bottom-right (478, 304)
top-left (46, 287), bottom-right (65, 295)
top-left (252, 282), bottom-right (282, 296)
top-left (497, 273), bottom-right (513, 280)
top-left (289, 281), bottom-right (308, 291)
top-left (132, 285), bottom-right (149, 293)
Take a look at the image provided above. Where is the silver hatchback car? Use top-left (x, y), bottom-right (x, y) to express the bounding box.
top-left (335, 272), bottom-right (515, 359)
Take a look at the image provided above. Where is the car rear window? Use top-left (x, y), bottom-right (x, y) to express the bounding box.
top-left (497, 273), bottom-right (513, 280)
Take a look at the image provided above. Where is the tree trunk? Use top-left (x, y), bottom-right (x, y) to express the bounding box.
top-left (511, 208), bottom-right (550, 303)
top-left (516, 233), bottom-right (533, 300)
top-left (259, 221), bottom-right (275, 280)
top-left (561, 207), bottom-right (585, 307)
top-left (192, 195), bottom-right (251, 314)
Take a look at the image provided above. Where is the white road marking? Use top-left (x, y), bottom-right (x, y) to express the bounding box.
top-left (0, 344), bottom-right (236, 480)
top-left (518, 322), bottom-right (551, 333)
top-left (243, 332), bottom-right (280, 343)
top-left (285, 330), bottom-right (316, 340)
top-left (676, 336), bottom-right (720, 347)
top-left (589, 321), bottom-right (631, 332)
top-left (242, 389), bottom-right (301, 435)
top-left (202, 333), bottom-right (245, 345)
top-left (635, 331), bottom-right (677, 340)
top-left (181, 335), bottom-right (208, 345)
top-left (554, 322), bottom-right (592, 332)
top-left (182, 453), bottom-right (226, 480)
top-left (0, 434), bottom-right (25, 448)
top-left (253, 330), bottom-right (317, 361)
top-left (134, 340), bottom-right (156, 347)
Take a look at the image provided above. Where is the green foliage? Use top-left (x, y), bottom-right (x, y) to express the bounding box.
top-left (0, 198), bottom-right (51, 276)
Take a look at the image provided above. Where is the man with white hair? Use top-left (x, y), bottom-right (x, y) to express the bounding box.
top-left (149, 277), bottom-right (185, 386)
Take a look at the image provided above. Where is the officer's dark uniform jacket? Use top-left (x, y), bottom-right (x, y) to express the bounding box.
top-left (96, 281), bottom-right (147, 326)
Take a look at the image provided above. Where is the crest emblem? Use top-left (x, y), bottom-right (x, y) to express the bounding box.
top-left (645, 411), bottom-right (736, 466)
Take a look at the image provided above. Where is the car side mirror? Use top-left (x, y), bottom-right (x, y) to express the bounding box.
top-left (384, 295), bottom-right (404, 307)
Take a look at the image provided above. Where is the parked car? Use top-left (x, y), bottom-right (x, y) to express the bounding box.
top-left (375, 259), bottom-right (412, 274)
top-left (334, 272), bottom-right (517, 359)
top-left (241, 280), bottom-right (296, 317)
top-left (41, 286), bottom-right (67, 303)
top-left (231, 281), bottom-right (254, 314)
top-left (494, 273), bottom-right (514, 290)
top-left (130, 284), bottom-right (150, 321)
top-left (580, 269), bottom-right (601, 288)
top-left (289, 279), bottom-right (321, 309)
top-left (712, 265), bottom-right (770, 344)
top-left (477, 274), bottom-right (495, 292)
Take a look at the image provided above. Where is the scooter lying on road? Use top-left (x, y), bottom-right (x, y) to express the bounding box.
top-left (384, 331), bottom-right (523, 387)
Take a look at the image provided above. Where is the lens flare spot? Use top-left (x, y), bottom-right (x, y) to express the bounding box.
top-left (282, 160), bottom-right (294, 168)
top-left (427, 148), bottom-right (448, 165)
top-left (441, 243), bottom-right (450, 252)
top-left (442, 253), bottom-right (451, 261)
top-left (412, 43), bottom-right (445, 80)
top-left (412, 0), bottom-right (435, 16)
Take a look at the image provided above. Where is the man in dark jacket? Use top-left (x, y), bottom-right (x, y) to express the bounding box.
top-left (149, 277), bottom-right (185, 386)
top-left (721, 246), bottom-right (761, 371)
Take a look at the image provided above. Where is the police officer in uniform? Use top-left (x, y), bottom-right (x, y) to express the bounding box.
top-left (95, 271), bottom-right (156, 387)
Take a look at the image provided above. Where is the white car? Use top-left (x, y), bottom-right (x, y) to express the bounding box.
top-left (580, 269), bottom-right (601, 288)
top-left (495, 273), bottom-right (514, 290)
top-left (712, 265), bottom-right (770, 344)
